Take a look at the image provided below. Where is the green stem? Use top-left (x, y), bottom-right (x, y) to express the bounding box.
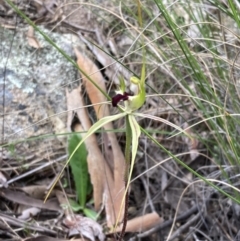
top-left (118, 115), bottom-right (132, 241)
top-left (119, 2), bottom-right (143, 239)
top-left (125, 115), bottom-right (132, 172)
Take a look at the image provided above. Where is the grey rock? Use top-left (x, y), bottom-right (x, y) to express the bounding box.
top-left (0, 26), bottom-right (78, 141)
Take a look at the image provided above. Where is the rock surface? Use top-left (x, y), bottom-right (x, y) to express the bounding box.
top-left (0, 26), bottom-right (77, 143)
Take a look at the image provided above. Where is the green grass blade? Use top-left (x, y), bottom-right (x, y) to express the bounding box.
top-left (140, 127), bottom-right (240, 205)
top-left (134, 112), bottom-right (192, 139)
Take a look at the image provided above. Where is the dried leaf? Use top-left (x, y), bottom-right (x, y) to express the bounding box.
top-left (55, 190), bottom-right (71, 217)
top-left (74, 48), bottom-right (109, 118)
top-left (66, 88), bottom-right (106, 212)
top-left (63, 215), bottom-right (105, 241)
top-left (115, 212), bottom-right (163, 233)
top-left (0, 171), bottom-right (7, 188)
top-left (27, 26), bottom-right (41, 49)
top-left (183, 122), bottom-right (200, 161)
top-left (18, 207), bottom-right (41, 220)
top-left (0, 189), bottom-right (60, 211)
top-left (20, 185), bottom-right (48, 199)
top-left (74, 48), bottom-right (126, 226)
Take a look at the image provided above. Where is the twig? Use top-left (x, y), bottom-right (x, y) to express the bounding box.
top-left (2, 155), bottom-right (66, 187)
top-left (168, 212), bottom-right (200, 241)
top-left (0, 212), bottom-right (61, 235)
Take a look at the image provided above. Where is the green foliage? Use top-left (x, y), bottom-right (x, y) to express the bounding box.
top-left (153, 0), bottom-right (240, 204)
top-left (83, 208), bottom-right (98, 220)
top-left (68, 134), bottom-right (94, 215)
top-left (68, 199), bottom-right (82, 212)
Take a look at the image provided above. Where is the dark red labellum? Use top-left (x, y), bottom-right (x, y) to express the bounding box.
top-left (112, 92), bottom-right (132, 107)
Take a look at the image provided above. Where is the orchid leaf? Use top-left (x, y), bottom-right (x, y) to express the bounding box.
top-left (45, 112), bottom-right (128, 202)
top-left (126, 114), bottom-right (141, 189)
top-left (67, 112), bottom-right (127, 168)
top-left (83, 208), bottom-right (98, 220)
top-left (134, 112), bottom-right (193, 139)
top-left (68, 134), bottom-right (89, 208)
top-left (68, 198), bottom-right (83, 212)
top-left (115, 114), bottom-right (141, 229)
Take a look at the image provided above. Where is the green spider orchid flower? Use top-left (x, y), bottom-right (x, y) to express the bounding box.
top-left (112, 62), bottom-right (146, 112)
top-left (47, 59), bottom-right (188, 231)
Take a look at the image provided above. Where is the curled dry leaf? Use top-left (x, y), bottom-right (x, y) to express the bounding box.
top-left (0, 171), bottom-right (8, 188)
top-left (182, 122), bottom-right (199, 161)
top-left (114, 212), bottom-right (163, 233)
top-left (63, 215), bottom-right (105, 241)
top-left (18, 207), bottom-right (41, 220)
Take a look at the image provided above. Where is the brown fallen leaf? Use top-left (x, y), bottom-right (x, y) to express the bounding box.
top-left (66, 88), bottom-right (120, 227)
top-left (55, 190), bottom-right (71, 217)
top-left (63, 214), bottom-right (105, 241)
top-left (27, 26), bottom-right (41, 49)
top-left (114, 212), bottom-right (163, 233)
top-left (66, 88), bottom-right (106, 211)
top-left (74, 48), bottom-right (126, 226)
top-left (18, 207), bottom-right (41, 220)
top-left (0, 171), bottom-right (7, 188)
top-left (20, 185), bottom-right (48, 199)
top-left (182, 122), bottom-right (199, 161)
top-left (24, 236), bottom-right (78, 241)
top-left (16, 185), bottom-right (59, 220)
top-left (78, 34), bottom-right (130, 83)
top-left (0, 189), bottom-right (60, 211)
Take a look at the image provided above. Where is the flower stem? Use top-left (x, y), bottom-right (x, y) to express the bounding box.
top-left (118, 115), bottom-right (132, 240)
